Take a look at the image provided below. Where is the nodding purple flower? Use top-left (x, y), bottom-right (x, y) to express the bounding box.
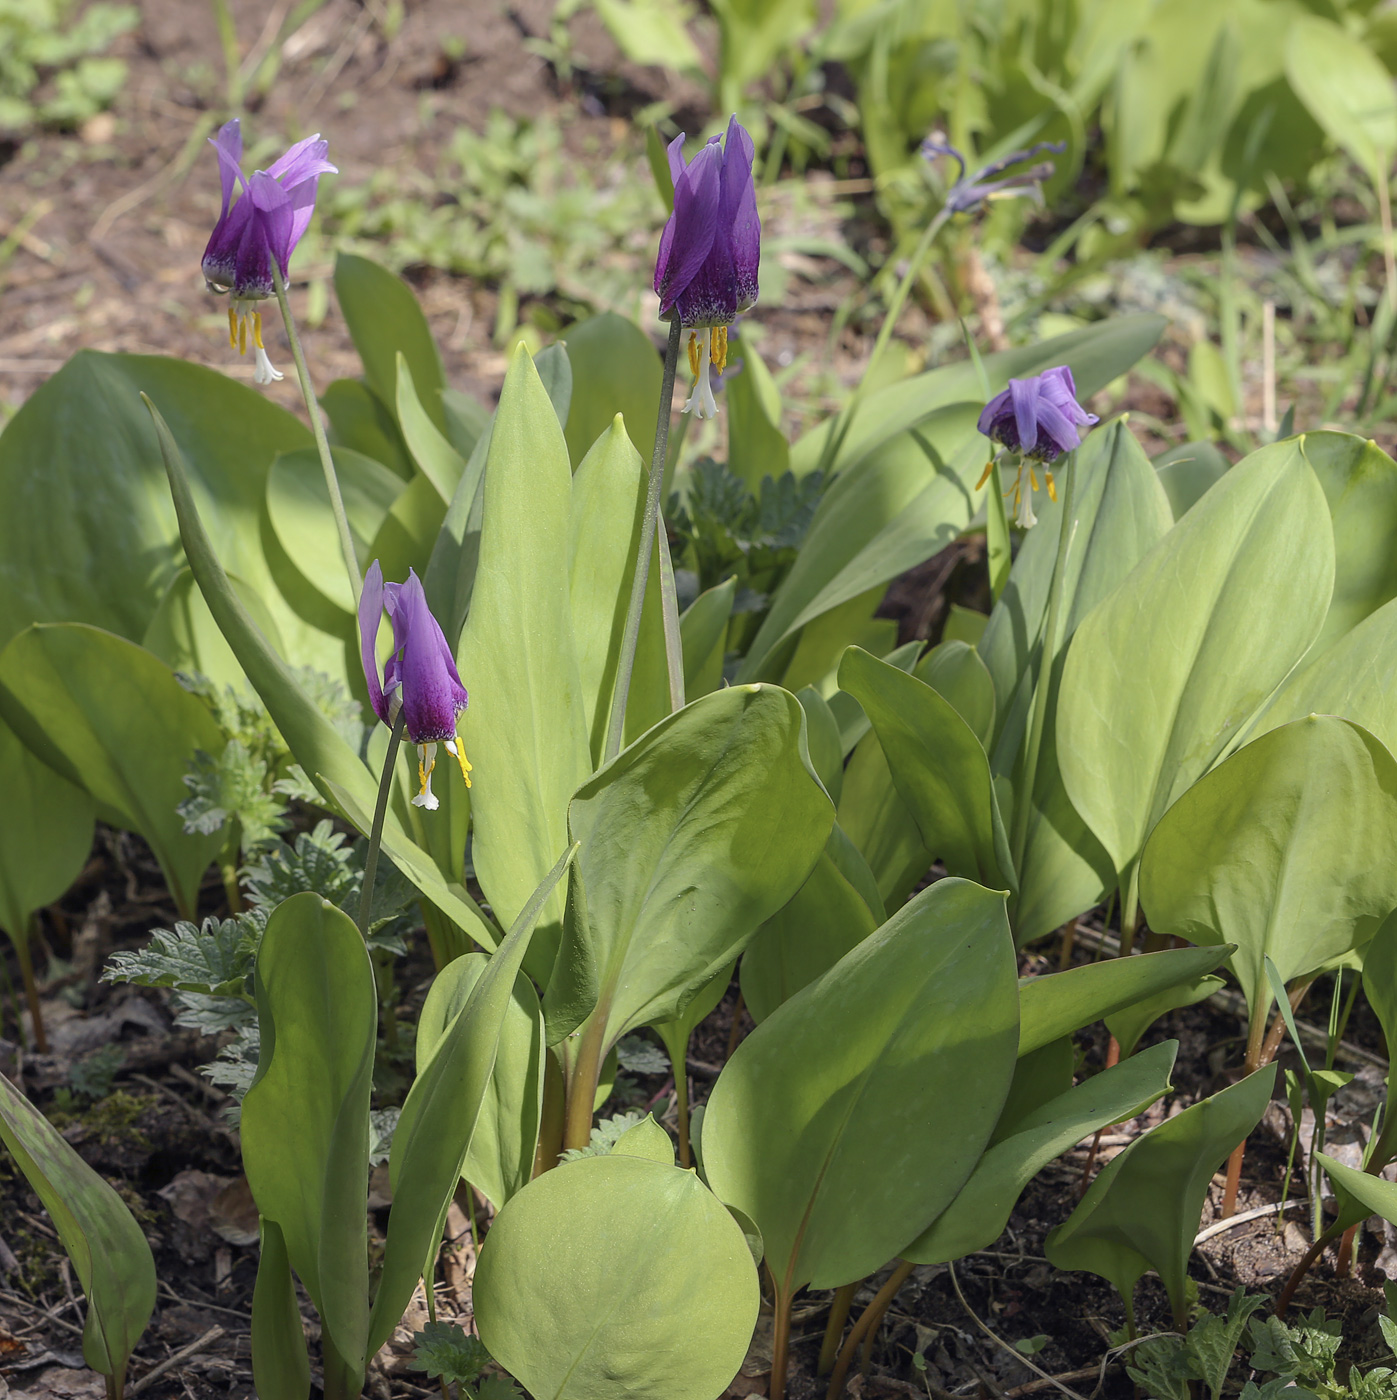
top-left (654, 116), bottom-right (760, 420)
top-left (976, 367), bottom-right (1099, 529)
top-left (922, 138), bottom-right (1065, 215)
top-left (200, 119), bottom-right (336, 385)
top-left (359, 562), bottom-right (471, 810)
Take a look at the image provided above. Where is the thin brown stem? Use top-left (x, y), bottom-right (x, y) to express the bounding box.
top-left (1334, 1221), bottom-right (1359, 1280)
top-left (827, 1261), bottom-right (915, 1400)
top-left (1057, 917), bottom-right (1078, 972)
top-left (818, 1283), bottom-right (857, 1376)
top-left (1077, 1036), bottom-right (1121, 1198)
top-left (771, 1282), bottom-right (793, 1400)
top-left (1277, 1222), bottom-right (1341, 1317)
top-left (562, 1012), bottom-right (610, 1151)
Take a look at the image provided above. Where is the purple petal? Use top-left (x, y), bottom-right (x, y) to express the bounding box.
top-left (247, 172), bottom-right (295, 278)
top-left (721, 117), bottom-right (759, 312)
top-left (394, 571), bottom-right (468, 744)
top-left (1034, 397), bottom-right (1084, 456)
top-left (1008, 378), bottom-right (1041, 456)
top-left (978, 386), bottom-right (1012, 438)
top-left (265, 134), bottom-right (337, 188)
top-left (655, 142), bottom-right (722, 316)
top-left (666, 131), bottom-right (688, 187)
top-left (201, 190), bottom-right (254, 288)
top-left (210, 119), bottom-right (244, 214)
top-left (359, 561), bottom-right (389, 725)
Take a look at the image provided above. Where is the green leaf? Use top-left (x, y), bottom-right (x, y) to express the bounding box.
top-left (1018, 946), bottom-right (1232, 1057)
top-left (251, 1217), bottom-right (312, 1400)
top-left (1045, 1067), bottom-right (1277, 1326)
top-left (726, 337), bottom-right (790, 491)
top-left (334, 252), bottom-right (447, 432)
top-left (1285, 15), bottom-right (1397, 186)
top-left (323, 376), bottom-right (412, 478)
top-left (839, 646), bottom-right (1015, 892)
top-left (545, 685), bottom-right (833, 1053)
top-left (562, 313), bottom-right (662, 469)
top-left (704, 879), bottom-right (1019, 1295)
top-left (919, 639), bottom-right (996, 748)
top-left (103, 915), bottom-right (250, 996)
top-left (369, 842), bottom-right (577, 1357)
top-left (1154, 440), bottom-right (1231, 520)
top-left (680, 577), bottom-right (736, 699)
top-left (458, 344), bottom-right (591, 982)
top-left (905, 1040), bottom-right (1177, 1265)
top-left (1105, 975), bottom-right (1226, 1060)
top-left (1140, 716), bottom-right (1397, 1023)
top-left (795, 685), bottom-right (844, 804)
top-left (0, 718), bottom-right (94, 949)
top-left (0, 1070), bottom-right (156, 1389)
top-left (475, 1154), bottom-right (759, 1400)
top-left (0, 624), bottom-right (226, 916)
top-left (264, 446), bottom-right (402, 616)
top-left (411, 1321), bottom-right (490, 1385)
top-left (396, 354), bottom-right (468, 503)
top-left (415, 952), bottom-right (544, 1210)
top-left (1058, 441), bottom-right (1334, 892)
top-left (612, 1113), bottom-right (676, 1164)
top-left (241, 893), bottom-right (375, 1388)
top-left (593, 0), bottom-right (703, 69)
top-left (143, 568), bottom-right (287, 691)
top-left (1360, 909), bottom-right (1397, 1096)
top-left (370, 474), bottom-right (449, 604)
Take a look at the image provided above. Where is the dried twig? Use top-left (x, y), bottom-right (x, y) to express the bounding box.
top-left (128, 1325), bottom-right (225, 1395)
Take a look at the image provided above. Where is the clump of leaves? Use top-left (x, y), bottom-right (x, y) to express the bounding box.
top-left (411, 1322), bottom-right (520, 1397)
top-left (558, 1109), bottom-right (650, 1163)
top-left (615, 1035), bottom-right (670, 1077)
top-left (1130, 1288), bottom-right (1269, 1400)
top-left (0, 0), bottom-right (135, 131)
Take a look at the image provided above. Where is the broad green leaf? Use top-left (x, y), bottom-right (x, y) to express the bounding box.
top-left (726, 337), bottom-right (790, 491)
top-left (323, 376), bottom-right (412, 478)
top-left (740, 827), bottom-right (881, 1023)
top-left (1045, 1067), bottom-right (1277, 1326)
top-left (143, 568), bottom-right (286, 690)
top-left (265, 446), bottom-right (402, 614)
top-left (251, 1217), bottom-right (311, 1400)
top-left (441, 386), bottom-right (492, 460)
top-left (1140, 716), bottom-right (1397, 1022)
top-left (1285, 15), bottom-right (1397, 186)
top-left (370, 474), bottom-right (449, 605)
top-left (652, 960), bottom-right (734, 1093)
top-left (334, 252), bottom-right (447, 431)
top-left (1153, 440), bottom-right (1230, 520)
top-left (241, 893), bottom-right (375, 1387)
top-left (680, 576), bottom-right (736, 698)
top-left (1057, 441), bottom-right (1334, 891)
top-left (919, 639), bottom-right (996, 748)
top-left (396, 354), bottom-right (467, 502)
top-left (416, 952), bottom-right (544, 1210)
top-left (546, 684), bottom-right (833, 1051)
top-left (1017, 946), bottom-right (1232, 1057)
top-left (0, 624), bottom-right (225, 916)
top-left (1105, 975), bottom-right (1226, 1060)
top-left (563, 312), bottom-right (662, 468)
top-left (1314, 1153), bottom-right (1397, 1238)
top-left (0, 352), bottom-right (341, 674)
top-left (369, 843), bottom-right (577, 1355)
top-left (458, 345), bottom-right (590, 981)
top-left (0, 1070), bottom-right (156, 1389)
top-left (1361, 908), bottom-right (1397, 1093)
top-left (613, 1113), bottom-right (676, 1164)
top-left (594, 0), bottom-right (703, 69)
top-left (704, 879), bottom-right (1019, 1294)
top-left (145, 395), bottom-right (495, 948)
top-left (906, 1040), bottom-right (1177, 1265)
top-left (795, 685), bottom-right (843, 804)
top-left (533, 343), bottom-right (575, 427)
top-left (780, 585), bottom-right (898, 698)
top-left (943, 604), bottom-right (989, 645)
top-left (0, 718), bottom-right (95, 949)
top-left (830, 638), bottom-right (922, 756)
top-left (475, 1154), bottom-right (758, 1400)
top-left (839, 647), bottom-right (1014, 892)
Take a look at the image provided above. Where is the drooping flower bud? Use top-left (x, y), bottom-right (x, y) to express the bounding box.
top-left (654, 116), bottom-right (760, 420)
top-left (200, 119), bottom-right (336, 385)
top-left (359, 562), bottom-right (471, 810)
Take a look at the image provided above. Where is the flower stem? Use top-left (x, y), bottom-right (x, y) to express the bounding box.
top-left (272, 261), bottom-right (361, 604)
top-left (1010, 450), bottom-right (1077, 876)
top-left (656, 523), bottom-right (686, 713)
top-left (605, 317), bottom-right (683, 764)
top-left (359, 714), bottom-right (406, 938)
top-left (813, 205), bottom-right (953, 479)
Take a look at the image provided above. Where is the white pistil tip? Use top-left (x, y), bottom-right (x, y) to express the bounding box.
top-left (254, 346), bottom-right (284, 385)
top-left (1014, 465), bottom-right (1038, 530)
top-left (682, 329), bottom-right (720, 419)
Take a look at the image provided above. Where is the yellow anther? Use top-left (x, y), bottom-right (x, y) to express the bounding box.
top-left (227, 307), bottom-right (238, 348)
top-left (238, 313), bottom-right (248, 356)
top-left (252, 310), bottom-right (265, 350)
top-left (1046, 470), bottom-right (1057, 502)
top-left (1028, 464), bottom-right (1039, 492)
top-left (452, 736), bottom-right (472, 790)
top-left (687, 331), bottom-right (700, 378)
top-left (711, 324), bottom-right (728, 374)
top-left (417, 749), bottom-right (437, 799)
top-left (975, 459), bottom-right (994, 491)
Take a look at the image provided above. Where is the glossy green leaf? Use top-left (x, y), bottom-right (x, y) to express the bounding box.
top-left (795, 685), bottom-right (843, 804)
top-left (416, 952), bottom-right (544, 1210)
top-left (0, 718), bottom-right (94, 949)
top-left (396, 354), bottom-right (467, 503)
top-left (1045, 1067), bottom-right (1276, 1325)
top-left (241, 893), bottom-right (375, 1389)
top-left (142, 568), bottom-right (286, 690)
top-left (839, 646), bottom-right (1014, 891)
top-left (1018, 946), bottom-right (1232, 1057)
top-left (1140, 716), bottom-right (1397, 1022)
top-left (334, 252), bottom-right (446, 431)
top-left (0, 1069), bottom-right (156, 1388)
top-left (475, 1154), bottom-right (759, 1400)
top-left (1105, 975), bottom-right (1226, 1060)
top-left (323, 376), bottom-right (412, 478)
top-left (563, 312), bottom-right (662, 468)
top-left (0, 624), bottom-right (224, 916)
top-left (369, 842), bottom-right (577, 1355)
top-left (906, 1040), bottom-right (1177, 1265)
top-left (1314, 1153), bottom-right (1397, 1237)
top-left (1154, 440), bottom-right (1230, 519)
top-left (1286, 15), bottom-right (1397, 186)
top-left (740, 827), bottom-right (881, 1023)
top-left (1058, 441), bottom-right (1334, 891)
top-left (458, 344), bottom-right (590, 981)
top-left (265, 446), bottom-right (402, 614)
top-left (779, 584), bottom-right (898, 698)
top-left (831, 639), bottom-right (922, 757)
top-left (251, 1217), bottom-right (311, 1400)
top-left (704, 879), bottom-right (1019, 1294)
top-left (612, 1113), bottom-right (676, 1164)
top-left (919, 639), bottom-right (996, 746)
top-left (546, 684), bottom-right (833, 1051)
top-left (680, 576), bottom-right (736, 698)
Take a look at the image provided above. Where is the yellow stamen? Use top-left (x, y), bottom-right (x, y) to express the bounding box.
top-left (711, 324), bottom-right (728, 374)
top-left (975, 459), bottom-right (995, 491)
top-left (450, 731), bottom-right (473, 789)
top-left (687, 331), bottom-right (700, 378)
top-left (238, 313), bottom-right (247, 356)
top-left (1028, 464), bottom-right (1039, 492)
top-left (417, 749), bottom-right (436, 799)
top-left (227, 307), bottom-right (238, 348)
top-left (252, 310), bottom-right (265, 350)
top-left (1046, 470), bottom-right (1057, 502)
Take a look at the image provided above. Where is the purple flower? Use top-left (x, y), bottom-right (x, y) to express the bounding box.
top-left (359, 562), bottom-right (471, 810)
top-left (922, 138), bottom-right (1065, 214)
top-left (200, 119), bottom-right (336, 385)
top-left (976, 367), bottom-right (1099, 529)
top-left (654, 116), bottom-right (760, 420)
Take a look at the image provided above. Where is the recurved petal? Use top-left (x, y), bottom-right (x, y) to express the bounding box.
top-left (210, 118), bottom-right (244, 213)
top-left (359, 560), bottom-right (389, 725)
top-left (977, 386), bottom-right (1012, 438)
top-left (265, 134), bottom-right (338, 189)
top-left (247, 172), bottom-right (296, 278)
top-left (656, 141), bottom-right (722, 316)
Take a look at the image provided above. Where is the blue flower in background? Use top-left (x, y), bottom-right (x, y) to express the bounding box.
top-left (977, 366), bottom-right (1098, 529)
top-left (359, 562), bottom-right (471, 810)
top-left (655, 116), bottom-right (760, 419)
top-left (922, 137), bottom-right (1065, 214)
top-left (201, 119), bottom-right (336, 384)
